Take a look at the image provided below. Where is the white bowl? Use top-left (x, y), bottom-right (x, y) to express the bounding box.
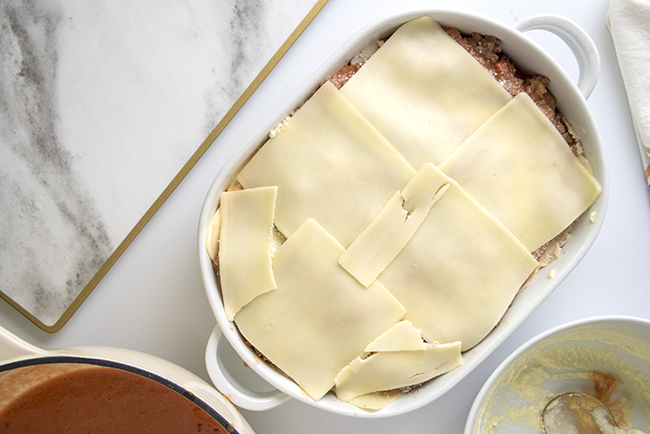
top-left (464, 316), bottom-right (650, 433)
top-left (198, 9), bottom-right (609, 417)
top-left (0, 326), bottom-right (255, 434)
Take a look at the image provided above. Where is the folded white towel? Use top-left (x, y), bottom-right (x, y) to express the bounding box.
top-left (608, 0), bottom-right (650, 185)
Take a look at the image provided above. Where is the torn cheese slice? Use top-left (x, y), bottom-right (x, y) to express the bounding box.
top-left (364, 320), bottom-right (426, 352)
top-left (219, 187), bottom-right (278, 321)
top-left (234, 219), bottom-right (406, 401)
top-left (438, 92), bottom-right (602, 252)
top-left (340, 16), bottom-right (511, 168)
top-left (340, 163), bottom-right (449, 287)
top-left (236, 81), bottom-right (415, 247)
top-left (334, 341), bottom-right (462, 402)
top-left (378, 173), bottom-right (539, 351)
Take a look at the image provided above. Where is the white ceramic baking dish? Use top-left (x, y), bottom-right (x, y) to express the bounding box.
top-left (464, 316), bottom-right (650, 433)
top-left (0, 326), bottom-right (255, 434)
top-left (198, 9), bottom-right (609, 417)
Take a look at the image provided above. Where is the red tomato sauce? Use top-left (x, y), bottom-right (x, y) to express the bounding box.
top-left (0, 363), bottom-right (230, 434)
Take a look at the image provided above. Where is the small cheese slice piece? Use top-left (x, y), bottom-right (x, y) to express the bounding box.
top-left (205, 207), bottom-right (221, 261)
top-left (236, 81), bottom-right (415, 247)
top-left (438, 92), bottom-right (602, 252)
top-left (378, 169), bottom-right (539, 351)
top-left (334, 341), bottom-right (462, 402)
top-left (364, 320), bottom-right (426, 352)
top-left (340, 163), bottom-right (449, 287)
top-left (234, 219), bottom-right (406, 401)
top-left (348, 389), bottom-right (404, 411)
top-left (340, 16), bottom-right (511, 168)
top-left (219, 187), bottom-right (278, 321)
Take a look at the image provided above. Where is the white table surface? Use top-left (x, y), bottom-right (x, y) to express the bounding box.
top-left (1, 0), bottom-right (649, 433)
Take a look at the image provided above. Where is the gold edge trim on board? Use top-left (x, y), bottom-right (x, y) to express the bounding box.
top-left (13, 0), bottom-right (331, 333)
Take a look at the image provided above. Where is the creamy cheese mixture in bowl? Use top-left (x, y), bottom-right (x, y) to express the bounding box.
top-left (198, 9), bottom-right (609, 417)
top-left (465, 316), bottom-right (650, 434)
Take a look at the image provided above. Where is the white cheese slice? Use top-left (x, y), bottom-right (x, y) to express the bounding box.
top-left (334, 341), bottom-right (462, 402)
top-left (236, 81), bottom-right (416, 247)
top-left (364, 320), bottom-right (426, 352)
top-left (339, 163), bottom-right (449, 287)
top-left (219, 187), bottom-right (278, 321)
top-left (234, 219), bottom-right (407, 401)
top-left (340, 16), bottom-right (511, 169)
top-left (378, 174), bottom-right (539, 351)
top-left (438, 92), bottom-right (602, 252)
top-left (348, 389), bottom-right (403, 410)
top-left (205, 206), bottom-right (221, 261)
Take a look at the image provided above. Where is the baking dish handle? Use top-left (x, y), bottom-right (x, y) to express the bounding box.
top-left (515, 14), bottom-right (600, 99)
top-left (205, 325), bottom-right (290, 411)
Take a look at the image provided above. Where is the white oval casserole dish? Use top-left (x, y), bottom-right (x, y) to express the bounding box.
top-left (198, 9), bottom-right (609, 417)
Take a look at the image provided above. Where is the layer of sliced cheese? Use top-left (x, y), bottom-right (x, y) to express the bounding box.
top-left (378, 171), bottom-right (539, 351)
top-left (339, 163), bottom-right (449, 287)
top-left (334, 341), bottom-right (462, 402)
top-left (215, 16), bottom-right (604, 409)
top-left (219, 187), bottom-right (278, 321)
top-left (340, 16), bottom-right (511, 169)
top-left (236, 81), bottom-right (415, 247)
top-left (439, 93), bottom-right (602, 252)
top-left (234, 219), bottom-right (406, 401)
top-left (364, 320), bottom-right (426, 352)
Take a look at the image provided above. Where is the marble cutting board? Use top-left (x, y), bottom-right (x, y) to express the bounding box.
top-left (0, 0), bottom-right (325, 331)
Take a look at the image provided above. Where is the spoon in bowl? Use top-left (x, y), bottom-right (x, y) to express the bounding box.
top-left (542, 392), bottom-right (645, 434)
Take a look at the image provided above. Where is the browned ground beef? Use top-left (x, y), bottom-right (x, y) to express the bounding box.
top-left (329, 64), bottom-right (361, 89)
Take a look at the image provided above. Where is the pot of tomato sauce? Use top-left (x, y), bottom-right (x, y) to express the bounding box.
top-left (0, 326), bottom-right (255, 434)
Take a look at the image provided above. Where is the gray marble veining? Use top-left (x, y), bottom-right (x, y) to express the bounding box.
top-left (0, 0), bottom-right (113, 324)
top-left (0, 0), bottom-right (320, 327)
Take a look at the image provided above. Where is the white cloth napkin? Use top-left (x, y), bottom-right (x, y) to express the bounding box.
top-left (608, 0), bottom-right (650, 185)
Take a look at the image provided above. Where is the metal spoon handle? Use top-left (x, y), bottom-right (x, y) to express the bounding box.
top-left (542, 392), bottom-right (616, 434)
